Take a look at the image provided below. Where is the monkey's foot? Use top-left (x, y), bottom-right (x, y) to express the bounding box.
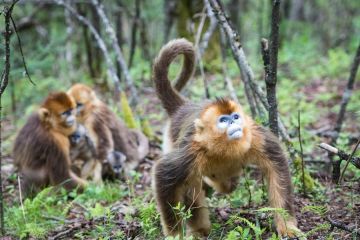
top-left (187, 226), bottom-right (211, 239)
top-left (276, 220), bottom-right (304, 238)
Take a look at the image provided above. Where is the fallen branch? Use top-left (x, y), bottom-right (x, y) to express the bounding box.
top-left (318, 143), bottom-right (360, 169)
top-left (338, 138), bottom-right (360, 183)
top-left (327, 216), bottom-right (360, 236)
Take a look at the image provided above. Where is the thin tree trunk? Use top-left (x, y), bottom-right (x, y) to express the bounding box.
top-left (78, 4), bottom-right (96, 78)
top-left (266, 0), bottom-right (280, 137)
top-left (163, 0), bottom-right (177, 44)
top-left (128, 0), bottom-right (140, 69)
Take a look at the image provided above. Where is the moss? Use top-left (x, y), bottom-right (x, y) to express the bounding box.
top-left (121, 92), bottom-right (138, 129)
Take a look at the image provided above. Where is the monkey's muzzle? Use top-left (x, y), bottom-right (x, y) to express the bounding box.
top-left (227, 126), bottom-right (243, 140)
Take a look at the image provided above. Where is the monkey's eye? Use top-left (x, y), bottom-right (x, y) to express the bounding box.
top-left (61, 109), bottom-right (72, 117)
top-left (232, 113), bottom-right (240, 120)
top-left (219, 116), bottom-right (228, 123)
top-left (76, 103), bottom-right (84, 108)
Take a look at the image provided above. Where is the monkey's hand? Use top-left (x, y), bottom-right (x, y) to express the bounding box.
top-left (203, 176), bottom-right (239, 194)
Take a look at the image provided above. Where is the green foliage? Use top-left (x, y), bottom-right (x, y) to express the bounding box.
top-left (120, 92), bottom-right (138, 129)
top-left (292, 156), bottom-right (316, 193)
top-left (5, 187), bottom-right (67, 239)
top-left (139, 200), bottom-right (161, 238)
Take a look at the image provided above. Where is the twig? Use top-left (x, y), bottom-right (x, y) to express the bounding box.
top-left (318, 143), bottom-right (360, 169)
top-left (53, 0), bottom-right (121, 93)
top-left (297, 110), bottom-right (306, 196)
top-left (17, 176), bottom-right (26, 223)
top-left (327, 216), bottom-right (360, 236)
top-left (338, 138), bottom-right (360, 184)
top-left (9, 16), bottom-right (36, 86)
top-left (266, 0), bottom-right (281, 137)
top-left (91, 0), bottom-right (139, 106)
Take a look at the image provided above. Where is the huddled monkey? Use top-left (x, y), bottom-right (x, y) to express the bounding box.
top-left (69, 124), bottom-right (102, 183)
top-left (13, 92), bottom-right (87, 197)
top-left (67, 84), bottom-right (149, 178)
top-left (69, 124), bottom-right (128, 181)
top-left (152, 39), bottom-right (300, 238)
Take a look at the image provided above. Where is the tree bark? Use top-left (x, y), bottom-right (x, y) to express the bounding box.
top-left (266, 0), bottom-right (281, 137)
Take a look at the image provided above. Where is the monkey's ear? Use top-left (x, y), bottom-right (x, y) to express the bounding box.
top-left (194, 118), bottom-right (204, 132)
top-left (38, 108), bottom-right (50, 122)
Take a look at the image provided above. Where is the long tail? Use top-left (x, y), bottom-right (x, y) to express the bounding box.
top-left (153, 38), bottom-right (195, 116)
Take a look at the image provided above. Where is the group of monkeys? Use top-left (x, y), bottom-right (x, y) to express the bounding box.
top-left (13, 38), bottom-right (301, 238)
top-left (13, 83), bottom-right (149, 197)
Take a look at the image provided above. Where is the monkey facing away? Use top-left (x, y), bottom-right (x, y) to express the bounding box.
top-left (67, 84), bottom-right (149, 177)
top-left (13, 92), bottom-right (87, 197)
top-left (152, 39), bottom-right (300, 237)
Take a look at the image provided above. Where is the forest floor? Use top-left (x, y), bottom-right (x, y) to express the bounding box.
top-left (1, 77), bottom-right (360, 239)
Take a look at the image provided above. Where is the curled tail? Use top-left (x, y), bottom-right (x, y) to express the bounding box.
top-left (153, 38), bottom-right (195, 116)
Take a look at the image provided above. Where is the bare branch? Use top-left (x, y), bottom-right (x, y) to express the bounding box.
top-left (319, 143), bottom-right (360, 169)
top-left (338, 138), bottom-right (360, 184)
top-left (207, 0), bottom-right (258, 117)
top-left (53, 0), bottom-right (121, 93)
top-left (199, 0), bottom-right (218, 57)
top-left (91, 0), bottom-right (138, 105)
top-left (331, 42), bottom-right (360, 144)
top-left (194, 8), bottom-right (210, 99)
top-left (207, 0), bottom-right (291, 142)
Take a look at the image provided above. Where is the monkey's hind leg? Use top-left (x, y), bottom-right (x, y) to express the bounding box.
top-left (184, 184), bottom-right (211, 237)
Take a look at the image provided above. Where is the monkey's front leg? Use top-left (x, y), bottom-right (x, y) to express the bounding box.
top-left (260, 160), bottom-right (300, 237)
top-left (184, 179), bottom-right (211, 237)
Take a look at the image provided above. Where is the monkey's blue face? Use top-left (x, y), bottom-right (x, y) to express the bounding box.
top-left (217, 112), bottom-right (243, 140)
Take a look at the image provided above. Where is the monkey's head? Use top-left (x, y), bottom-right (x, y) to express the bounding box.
top-left (67, 84), bottom-right (98, 122)
top-left (38, 92), bottom-right (77, 136)
top-left (105, 151), bottom-right (127, 176)
top-left (194, 98), bottom-right (253, 154)
top-left (69, 124), bottom-right (87, 145)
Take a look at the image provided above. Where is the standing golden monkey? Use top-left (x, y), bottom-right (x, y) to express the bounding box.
top-left (152, 39), bottom-right (300, 238)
